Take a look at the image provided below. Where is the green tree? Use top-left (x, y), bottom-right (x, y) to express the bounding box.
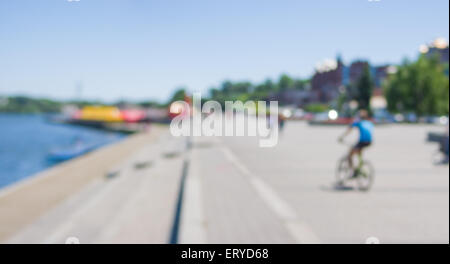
top-left (167, 88), bottom-right (187, 104)
top-left (385, 55), bottom-right (449, 116)
top-left (294, 79), bottom-right (309, 90)
top-left (208, 75), bottom-right (309, 106)
top-left (278, 74), bottom-right (294, 91)
top-left (0, 96), bottom-right (62, 113)
top-left (355, 65), bottom-right (374, 111)
top-left (221, 81), bottom-right (233, 96)
top-left (304, 103), bottom-right (329, 113)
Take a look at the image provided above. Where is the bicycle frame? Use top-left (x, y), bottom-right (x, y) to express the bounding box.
top-left (356, 153), bottom-right (364, 172)
top-left (337, 140), bottom-right (374, 191)
top-left (339, 140), bottom-right (365, 172)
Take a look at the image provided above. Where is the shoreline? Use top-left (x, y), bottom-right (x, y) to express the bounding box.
top-left (0, 113), bottom-right (128, 190)
top-left (0, 124), bottom-right (167, 242)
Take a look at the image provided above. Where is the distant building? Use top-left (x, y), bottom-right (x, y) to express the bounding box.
top-left (421, 38), bottom-right (449, 64)
top-left (374, 65), bottom-right (390, 88)
top-left (348, 61), bottom-right (369, 84)
top-left (268, 90), bottom-right (313, 107)
top-left (311, 56), bottom-right (390, 104)
top-left (311, 56), bottom-right (345, 102)
top-left (427, 46), bottom-right (449, 63)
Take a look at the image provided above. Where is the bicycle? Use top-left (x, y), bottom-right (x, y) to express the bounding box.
top-left (335, 141), bottom-right (375, 191)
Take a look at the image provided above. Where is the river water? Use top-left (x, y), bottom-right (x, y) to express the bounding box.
top-left (0, 114), bottom-right (124, 189)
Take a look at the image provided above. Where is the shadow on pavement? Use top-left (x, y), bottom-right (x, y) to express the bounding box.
top-left (319, 184), bottom-right (356, 192)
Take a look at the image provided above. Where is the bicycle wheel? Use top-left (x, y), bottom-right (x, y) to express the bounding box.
top-left (356, 160), bottom-right (374, 191)
top-left (336, 157), bottom-right (352, 185)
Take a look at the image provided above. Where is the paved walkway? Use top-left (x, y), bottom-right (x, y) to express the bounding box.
top-left (2, 122), bottom-right (448, 244)
top-left (179, 136), bottom-right (299, 243)
top-left (2, 126), bottom-right (186, 243)
top-left (181, 122), bottom-right (448, 243)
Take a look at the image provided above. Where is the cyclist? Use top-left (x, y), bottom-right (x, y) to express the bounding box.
top-left (339, 110), bottom-right (374, 175)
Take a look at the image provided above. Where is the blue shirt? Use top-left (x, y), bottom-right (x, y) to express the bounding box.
top-left (352, 120), bottom-right (374, 143)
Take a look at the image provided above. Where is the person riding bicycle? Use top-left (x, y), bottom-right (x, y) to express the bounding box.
top-left (339, 110), bottom-right (374, 176)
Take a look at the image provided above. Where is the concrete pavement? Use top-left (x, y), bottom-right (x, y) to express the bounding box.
top-left (2, 122), bottom-right (448, 243)
top-left (3, 127), bottom-right (187, 243)
top-left (182, 122), bottom-right (448, 243)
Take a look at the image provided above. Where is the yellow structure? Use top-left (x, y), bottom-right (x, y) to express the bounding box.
top-left (79, 106), bottom-right (123, 122)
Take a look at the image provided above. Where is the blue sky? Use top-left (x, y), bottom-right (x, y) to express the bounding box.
top-left (0, 0), bottom-right (448, 102)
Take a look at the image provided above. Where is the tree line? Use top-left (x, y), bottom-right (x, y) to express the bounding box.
top-left (1, 54), bottom-right (448, 117)
top-left (384, 55), bottom-right (449, 116)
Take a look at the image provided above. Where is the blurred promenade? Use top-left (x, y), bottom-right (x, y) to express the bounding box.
top-left (0, 122), bottom-right (448, 244)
